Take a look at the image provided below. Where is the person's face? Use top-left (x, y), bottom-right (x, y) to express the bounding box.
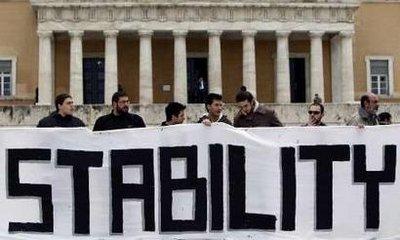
top-left (237, 100), bottom-right (253, 116)
top-left (365, 95), bottom-right (379, 114)
top-left (172, 110), bottom-right (186, 124)
top-left (113, 96), bottom-right (130, 114)
top-left (308, 105), bottom-right (324, 124)
top-left (207, 100), bottom-right (224, 117)
top-left (58, 97), bottom-right (74, 116)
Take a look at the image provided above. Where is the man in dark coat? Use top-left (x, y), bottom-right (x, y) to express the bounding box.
top-left (198, 93), bottom-right (232, 126)
top-left (37, 93), bottom-right (85, 128)
top-left (161, 102), bottom-right (186, 126)
top-left (234, 86), bottom-right (282, 127)
top-left (93, 91), bottom-right (145, 131)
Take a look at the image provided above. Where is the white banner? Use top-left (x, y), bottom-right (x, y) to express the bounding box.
top-left (0, 124), bottom-right (399, 239)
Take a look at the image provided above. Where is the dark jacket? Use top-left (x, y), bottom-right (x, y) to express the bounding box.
top-left (234, 104), bottom-right (283, 127)
top-left (93, 112), bottom-right (146, 131)
top-left (37, 111), bottom-right (85, 128)
top-left (197, 114), bottom-right (232, 125)
top-left (302, 122), bottom-right (327, 127)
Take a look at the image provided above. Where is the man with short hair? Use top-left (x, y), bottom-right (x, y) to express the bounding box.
top-left (378, 112), bottom-right (392, 125)
top-left (302, 103), bottom-right (326, 126)
top-left (198, 93), bottom-right (232, 126)
top-left (347, 92), bottom-right (379, 126)
top-left (161, 102), bottom-right (186, 126)
top-left (37, 93), bottom-right (85, 127)
top-left (93, 91), bottom-right (146, 131)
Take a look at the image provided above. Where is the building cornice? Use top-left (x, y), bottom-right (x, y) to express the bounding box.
top-left (30, 0), bottom-right (359, 24)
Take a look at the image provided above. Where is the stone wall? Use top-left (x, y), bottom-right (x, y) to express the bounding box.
top-left (0, 103), bottom-right (398, 128)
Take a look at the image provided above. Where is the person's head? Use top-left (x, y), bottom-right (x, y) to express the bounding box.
top-left (360, 92), bottom-right (379, 114)
top-left (308, 103), bottom-right (325, 124)
top-left (111, 91), bottom-right (130, 115)
top-left (55, 93), bottom-right (74, 117)
top-left (165, 102), bottom-right (186, 125)
top-left (205, 93), bottom-right (224, 117)
top-left (235, 86), bottom-right (255, 115)
top-left (378, 112), bottom-right (392, 125)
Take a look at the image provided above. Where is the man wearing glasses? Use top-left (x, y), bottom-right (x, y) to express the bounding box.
top-left (303, 102), bottom-right (326, 126)
top-left (93, 91), bottom-right (146, 131)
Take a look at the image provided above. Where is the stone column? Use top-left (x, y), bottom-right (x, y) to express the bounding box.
top-left (37, 30), bottom-right (54, 105)
top-left (104, 30), bottom-right (119, 104)
top-left (340, 31), bottom-right (355, 103)
top-left (208, 30), bottom-right (223, 94)
top-left (242, 30), bottom-right (257, 97)
top-left (173, 30), bottom-right (188, 103)
top-left (69, 30), bottom-right (84, 105)
top-left (275, 31), bottom-right (291, 103)
top-left (309, 31), bottom-right (325, 102)
top-left (139, 30), bottom-right (153, 105)
top-left (330, 35), bottom-right (342, 103)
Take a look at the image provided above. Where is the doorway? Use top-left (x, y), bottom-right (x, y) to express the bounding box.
top-left (83, 58), bottom-right (105, 104)
top-left (187, 57), bottom-right (208, 103)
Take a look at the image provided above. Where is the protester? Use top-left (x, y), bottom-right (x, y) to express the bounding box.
top-left (302, 102), bottom-right (326, 126)
top-left (37, 93), bottom-right (85, 128)
top-left (234, 86), bottom-right (283, 127)
top-left (161, 102), bottom-right (186, 126)
top-left (378, 112), bottom-right (392, 125)
top-left (198, 93), bottom-right (232, 126)
top-left (93, 91), bottom-right (145, 131)
top-left (347, 92), bottom-right (379, 126)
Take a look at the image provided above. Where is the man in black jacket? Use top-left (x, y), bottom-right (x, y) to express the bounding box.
top-left (198, 93), bottom-right (232, 126)
top-left (37, 93), bottom-right (85, 128)
top-left (93, 91), bottom-right (146, 131)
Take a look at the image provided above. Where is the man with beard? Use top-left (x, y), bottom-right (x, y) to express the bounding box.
top-left (93, 91), bottom-right (146, 131)
top-left (234, 86), bottom-right (282, 127)
top-left (37, 93), bottom-right (85, 127)
top-left (302, 102), bottom-right (326, 126)
top-left (347, 92), bottom-right (379, 126)
top-left (198, 93), bottom-right (232, 126)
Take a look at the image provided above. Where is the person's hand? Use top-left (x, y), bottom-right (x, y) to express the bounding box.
top-left (202, 119), bottom-right (212, 126)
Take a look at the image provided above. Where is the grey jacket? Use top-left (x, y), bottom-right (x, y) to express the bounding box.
top-left (347, 107), bottom-right (379, 126)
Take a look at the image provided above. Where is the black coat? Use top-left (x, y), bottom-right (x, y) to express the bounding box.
top-left (93, 112), bottom-right (146, 131)
top-left (37, 112), bottom-right (85, 128)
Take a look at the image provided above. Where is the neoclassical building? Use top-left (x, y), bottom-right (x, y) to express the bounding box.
top-left (0, 0), bottom-right (398, 105)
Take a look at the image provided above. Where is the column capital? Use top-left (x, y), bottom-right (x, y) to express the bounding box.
top-left (276, 30), bottom-right (291, 38)
top-left (173, 30), bottom-right (188, 37)
top-left (309, 31), bottom-right (325, 38)
top-left (208, 30), bottom-right (223, 37)
top-left (104, 30), bottom-right (119, 38)
top-left (37, 30), bottom-right (53, 39)
top-left (242, 30), bottom-right (257, 37)
top-left (69, 30), bottom-right (84, 38)
top-left (138, 29), bottom-right (154, 37)
top-left (339, 30), bottom-right (355, 38)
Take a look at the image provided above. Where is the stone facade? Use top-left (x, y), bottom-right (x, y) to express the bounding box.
top-left (28, 0), bottom-right (358, 105)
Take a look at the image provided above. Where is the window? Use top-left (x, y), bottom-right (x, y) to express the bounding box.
top-left (366, 56), bottom-right (394, 96)
top-left (370, 60), bottom-right (388, 95)
top-left (0, 60), bottom-right (12, 97)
